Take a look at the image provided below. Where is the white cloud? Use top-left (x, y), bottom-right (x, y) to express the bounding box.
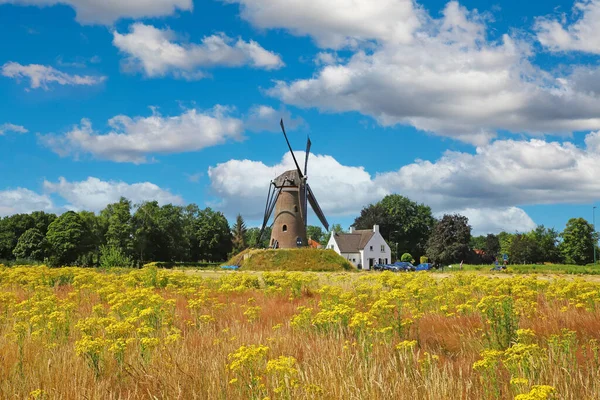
top-left (40, 106), bottom-right (245, 163)
top-left (226, 0), bottom-right (422, 49)
top-left (43, 177), bottom-right (183, 212)
top-left (223, 1), bottom-right (600, 144)
top-left (440, 208), bottom-right (537, 236)
top-left (535, 0), bottom-right (600, 53)
top-left (208, 132), bottom-right (600, 234)
top-left (0, 0), bottom-right (192, 25)
top-left (1, 62), bottom-right (106, 90)
top-left (40, 104), bottom-right (302, 163)
top-left (0, 188), bottom-right (54, 217)
top-left (0, 123), bottom-right (28, 135)
top-left (113, 23), bottom-right (284, 79)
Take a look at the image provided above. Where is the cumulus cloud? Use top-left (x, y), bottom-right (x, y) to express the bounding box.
top-left (452, 208), bottom-right (537, 236)
top-left (208, 132), bottom-right (600, 233)
top-left (0, 123), bottom-right (28, 135)
top-left (1, 62), bottom-right (106, 90)
top-left (224, 1), bottom-right (600, 144)
top-left (113, 23), bottom-right (284, 79)
top-left (0, 188), bottom-right (54, 217)
top-left (40, 106), bottom-right (245, 163)
top-left (535, 0), bottom-right (600, 53)
top-left (40, 104), bottom-right (300, 163)
top-left (0, 0), bottom-right (192, 25)
top-left (226, 0), bottom-right (422, 49)
top-left (43, 177), bottom-right (183, 212)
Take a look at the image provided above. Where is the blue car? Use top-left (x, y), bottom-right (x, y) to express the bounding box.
top-left (393, 262), bottom-right (415, 271)
top-left (415, 263), bottom-right (433, 271)
top-left (221, 265), bottom-right (240, 270)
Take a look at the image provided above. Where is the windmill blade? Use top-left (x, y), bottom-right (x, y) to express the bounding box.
top-left (258, 184), bottom-right (281, 246)
top-left (304, 136), bottom-right (311, 176)
top-left (280, 119), bottom-right (303, 177)
top-left (303, 136), bottom-right (311, 230)
top-left (303, 181), bottom-right (308, 230)
top-left (307, 184), bottom-right (329, 231)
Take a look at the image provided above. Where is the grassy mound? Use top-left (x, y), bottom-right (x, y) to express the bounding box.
top-left (225, 248), bottom-right (354, 272)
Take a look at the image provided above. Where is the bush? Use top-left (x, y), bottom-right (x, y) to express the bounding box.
top-left (420, 256), bottom-right (429, 264)
top-left (99, 245), bottom-right (132, 268)
top-left (401, 253), bottom-right (413, 263)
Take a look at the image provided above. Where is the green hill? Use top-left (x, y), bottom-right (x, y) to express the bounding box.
top-left (224, 248), bottom-right (355, 272)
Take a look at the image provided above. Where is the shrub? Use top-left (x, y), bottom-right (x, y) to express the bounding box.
top-left (99, 245), bottom-right (132, 268)
top-left (420, 256), bottom-right (429, 264)
top-left (401, 253), bottom-right (413, 263)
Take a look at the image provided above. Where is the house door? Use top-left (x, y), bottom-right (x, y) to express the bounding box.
top-left (369, 258), bottom-right (374, 269)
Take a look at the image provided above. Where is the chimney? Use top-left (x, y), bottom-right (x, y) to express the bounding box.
top-left (373, 224), bottom-right (379, 233)
top-left (349, 227), bottom-right (354, 234)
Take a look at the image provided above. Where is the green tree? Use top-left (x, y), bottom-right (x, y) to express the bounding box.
top-left (231, 214), bottom-right (248, 254)
top-left (306, 225), bottom-right (325, 244)
top-left (156, 204), bottom-right (187, 262)
top-left (509, 234), bottom-right (539, 264)
top-left (426, 214), bottom-right (471, 265)
top-left (353, 195), bottom-right (435, 261)
top-left (485, 234), bottom-right (501, 258)
top-left (132, 201), bottom-right (161, 263)
top-left (560, 218), bottom-right (597, 265)
top-left (470, 235), bottom-right (486, 251)
top-left (194, 208), bottom-right (232, 262)
top-left (30, 211), bottom-right (57, 235)
top-left (77, 211), bottom-right (106, 267)
top-left (246, 226), bottom-right (271, 248)
top-left (400, 253), bottom-right (413, 262)
top-left (528, 225), bottom-right (561, 263)
top-left (13, 228), bottom-right (47, 261)
top-left (99, 245), bottom-right (132, 268)
top-left (101, 197), bottom-right (133, 256)
top-left (45, 211), bottom-right (86, 266)
top-left (497, 232), bottom-right (514, 259)
top-left (0, 213), bottom-right (35, 259)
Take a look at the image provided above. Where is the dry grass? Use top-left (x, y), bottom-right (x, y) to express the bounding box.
top-left (1, 267), bottom-right (600, 399)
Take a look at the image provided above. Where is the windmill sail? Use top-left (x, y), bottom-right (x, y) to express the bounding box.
top-left (303, 136), bottom-right (311, 230)
top-left (307, 184), bottom-right (329, 231)
top-left (280, 119), bottom-right (303, 177)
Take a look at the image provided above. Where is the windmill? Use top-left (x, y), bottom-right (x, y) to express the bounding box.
top-left (258, 119), bottom-right (329, 248)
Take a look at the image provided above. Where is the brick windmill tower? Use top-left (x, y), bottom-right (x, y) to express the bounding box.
top-left (258, 120), bottom-right (329, 249)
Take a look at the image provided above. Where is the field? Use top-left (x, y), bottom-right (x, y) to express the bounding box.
top-left (2, 266), bottom-right (600, 399)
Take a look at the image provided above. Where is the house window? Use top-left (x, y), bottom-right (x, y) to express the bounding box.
top-left (352, 258), bottom-right (356, 262)
top-left (330, 245), bottom-right (334, 249)
top-left (294, 205), bottom-right (298, 213)
top-left (282, 225), bottom-right (288, 232)
top-left (369, 245), bottom-right (373, 251)
top-left (381, 245), bottom-right (385, 252)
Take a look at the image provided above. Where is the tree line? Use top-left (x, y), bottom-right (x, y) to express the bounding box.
top-left (0, 198), bottom-right (236, 267)
top-left (351, 195), bottom-right (599, 266)
top-left (1, 194), bottom-right (597, 267)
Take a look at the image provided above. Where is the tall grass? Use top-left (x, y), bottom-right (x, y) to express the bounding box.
top-left (444, 263), bottom-right (600, 275)
top-left (1, 266), bottom-right (599, 399)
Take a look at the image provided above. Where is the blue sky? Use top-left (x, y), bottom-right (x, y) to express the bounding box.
top-left (1, 0), bottom-right (600, 235)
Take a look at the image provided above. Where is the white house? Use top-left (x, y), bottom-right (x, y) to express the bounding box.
top-left (326, 225), bottom-right (391, 270)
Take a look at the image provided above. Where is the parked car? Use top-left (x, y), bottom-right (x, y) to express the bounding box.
top-left (383, 264), bottom-right (400, 272)
top-left (393, 261), bottom-right (415, 271)
top-left (415, 263), bottom-right (433, 271)
top-left (373, 263), bottom-right (386, 271)
top-left (221, 265), bottom-right (239, 270)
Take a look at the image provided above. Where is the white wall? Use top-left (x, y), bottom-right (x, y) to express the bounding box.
top-left (361, 233), bottom-right (391, 270)
top-left (341, 252), bottom-right (361, 267)
top-left (325, 234), bottom-right (340, 253)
